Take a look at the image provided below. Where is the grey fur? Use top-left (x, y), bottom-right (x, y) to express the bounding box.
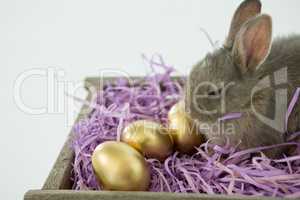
top-left (185, 0), bottom-right (300, 158)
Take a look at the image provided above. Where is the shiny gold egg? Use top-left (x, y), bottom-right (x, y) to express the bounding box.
top-left (121, 120), bottom-right (173, 161)
top-left (168, 100), bottom-right (205, 154)
top-left (91, 141), bottom-right (150, 191)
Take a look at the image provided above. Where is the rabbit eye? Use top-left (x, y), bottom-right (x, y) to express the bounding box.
top-left (208, 90), bottom-right (217, 96)
top-left (208, 88), bottom-right (222, 96)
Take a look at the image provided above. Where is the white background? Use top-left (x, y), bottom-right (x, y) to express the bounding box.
top-left (1, 0), bottom-right (300, 199)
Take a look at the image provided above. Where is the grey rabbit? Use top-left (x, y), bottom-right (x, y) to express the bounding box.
top-left (186, 0), bottom-right (300, 158)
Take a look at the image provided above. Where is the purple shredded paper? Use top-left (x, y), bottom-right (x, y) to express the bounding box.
top-left (286, 88), bottom-right (300, 132)
top-left (219, 113), bottom-right (243, 122)
top-left (71, 55), bottom-right (300, 198)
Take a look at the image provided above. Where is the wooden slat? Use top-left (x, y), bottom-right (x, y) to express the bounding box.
top-left (25, 190), bottom-right (282, 200)
top-left (84, 76), bottom-right (144, 92)
top-left (84, 76), bottom-right (185, 92)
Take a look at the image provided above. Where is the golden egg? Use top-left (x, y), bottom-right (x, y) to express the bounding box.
top-left (168, 100), bottom-right (205, 154)
top-left (121, 120), bottom-right (173, 161)
top-left (91, 141), bottom-right (150, 191)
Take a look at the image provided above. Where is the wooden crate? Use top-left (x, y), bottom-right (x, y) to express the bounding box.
top-left (24, 77), bottom-right (283, 200)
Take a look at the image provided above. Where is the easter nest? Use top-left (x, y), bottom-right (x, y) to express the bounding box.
top-left (71, 54), bottom-right (300, 198)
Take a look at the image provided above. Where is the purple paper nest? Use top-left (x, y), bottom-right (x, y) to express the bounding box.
top-left (71, 55), bottom-right (300, 198)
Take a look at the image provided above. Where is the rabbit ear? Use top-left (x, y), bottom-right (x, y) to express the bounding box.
top-left (232, 14), bottom-right (272, 74)
top-left (225, 0), bottom-right (261, 48)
